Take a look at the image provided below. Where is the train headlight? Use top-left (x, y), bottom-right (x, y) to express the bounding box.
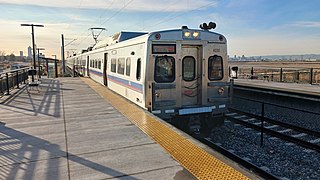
top-left (192, 31), bottom-right (199, 38)
top-left (218, 87), bottom-right (225, 95)
top-left (184, 31), bottom-right (191, 38)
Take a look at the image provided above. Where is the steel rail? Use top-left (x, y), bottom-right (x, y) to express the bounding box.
top-left (229, 108), bottom-right (320, 138)
top-left (226, 109), bottom-right (320, 152)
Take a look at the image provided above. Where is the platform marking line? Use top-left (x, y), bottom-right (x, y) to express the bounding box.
top-left (82, 78), bottom-right (249, 180)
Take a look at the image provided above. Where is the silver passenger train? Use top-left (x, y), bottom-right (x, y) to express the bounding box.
top-left (66, 23), bottom-right (233, 133)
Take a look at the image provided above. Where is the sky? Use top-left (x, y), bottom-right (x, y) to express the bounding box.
top-left (0, 0), bottom-right (319, 59)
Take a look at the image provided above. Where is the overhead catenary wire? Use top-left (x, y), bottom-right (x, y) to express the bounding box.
top-left (70, 0), bottom-right (134, 51)
top-left (64, 0), bottom-right (85, 31)
top-left (63, 0), bottom-right (114, 50)
top-left (98, 0), bottom-right (117, 24)
top-left (122, 0), bottom-right (181, 30)
top-left (69, 0), bottom-right (218, 51)
top-left (77, 33), bottom-right (91, 47)
top-left (98, 0), bottom-right (134, 27)
top-left (141, 1), bottom-right (218, 30)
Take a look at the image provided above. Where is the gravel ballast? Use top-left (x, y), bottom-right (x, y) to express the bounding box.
top-left (209, 120), bottom-right (320, 179)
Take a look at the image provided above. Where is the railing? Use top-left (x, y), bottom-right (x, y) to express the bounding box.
top-left (230, 66), bottom-right (320, 85)
top-left (73, 65), bottom-right (85, 77)
top-left (0, 68), bottom-right (30, 96)
top-left (66, 65), bottom-right (85, 77)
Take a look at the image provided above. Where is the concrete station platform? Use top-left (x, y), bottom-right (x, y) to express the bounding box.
top-left (0, 77), bottom-right (256, 179)
top-left (234, 79), bottom-right (320, 97)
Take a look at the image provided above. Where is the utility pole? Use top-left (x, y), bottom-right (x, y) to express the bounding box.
top-left (61, 34), bottom-right (65, 76)
top-left (61, 34), bottom-right (77, 76)
top-left (52, 55), bottom-right (58, 78)
top-left (21, 23), bottom-right (44, 82)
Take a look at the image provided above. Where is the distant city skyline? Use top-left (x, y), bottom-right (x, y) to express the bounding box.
top-left (0, 0), bottom-right (319, 59)
top-left (0, 46), bottom-right (46, 60)
top-left (229, 53), bottom-right (320, 61)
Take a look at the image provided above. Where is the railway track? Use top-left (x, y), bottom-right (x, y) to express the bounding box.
top-left (175, 121), bottom-right (279, 179)
top-left (174, 108), bottom-right (320, 179)
top-left (181, 122), bottom-right (279, 179)
top-left (199, 138), bottom-right (279, 180)
top-left (225, 108), bottom-right (320, 152)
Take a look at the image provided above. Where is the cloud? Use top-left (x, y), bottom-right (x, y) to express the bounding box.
top-left (291, 21), bottom-right (320, 28)
top-left (0, 0), bottom-right (217, 12)
top-left (228, 34), bottom-right (320, 56)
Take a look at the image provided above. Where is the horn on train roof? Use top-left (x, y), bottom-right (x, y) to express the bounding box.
top-left (200, 22), bottom-right (216, 30)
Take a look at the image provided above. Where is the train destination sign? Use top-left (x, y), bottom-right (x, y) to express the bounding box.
top-left (152, 44), bottom-right (176, 54)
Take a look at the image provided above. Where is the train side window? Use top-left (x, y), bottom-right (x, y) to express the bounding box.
top-left (208, 55), bottom-right (223, 80)
top-left (95, 60), bottom-right (98, 68)
top-left (136, 58), bottom-right (141, 81)
top-left (154, 56), bottom-right (175, 83)
top-left (126, 57), bottom-right (131, 76)
top-left (182, 56), bottom-right (195, 81)
top-left (111, 58), bottom-right (116, 73)
top-left (117, 58), bottom-right (125, 75)
top-left (98, 61), bottom-right (101, 69)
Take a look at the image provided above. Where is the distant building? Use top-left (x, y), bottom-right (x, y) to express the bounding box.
top-left (20, 51), bottom-right (23, 59)
top-left (27, 46), bottom-right (32, 58)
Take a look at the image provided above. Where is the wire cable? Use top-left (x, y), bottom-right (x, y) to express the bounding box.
top-left (142, 1), bottom-right (217, 30)
top-left (99, 0), bottom-right (134, 27)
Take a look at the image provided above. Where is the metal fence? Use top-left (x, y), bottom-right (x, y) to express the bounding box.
top-left (230, 66), bottom-right (320, 85)
top-left (0, 68), bottom-right (29, 96)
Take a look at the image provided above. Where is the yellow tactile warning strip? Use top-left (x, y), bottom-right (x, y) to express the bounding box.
top-left (82, 78), bottom-right (249, 180)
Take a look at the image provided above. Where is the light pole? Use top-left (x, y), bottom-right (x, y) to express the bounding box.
top-left (37, 48), bottom-right (45, 79)
top-left (61, 34), bottom-right (77, 76)
top-left (21, 23), bottom-right (44, 82)
top-left (52, 55), bottom-right (58, 78)
top-left (61, 34), bottom-right (65, 76)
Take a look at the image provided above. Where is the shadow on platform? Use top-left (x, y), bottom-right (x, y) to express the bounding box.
top-left (0, 79), bottom-right (62, 118)
top-left (0, 123), bottom-right (138, 179)
top-left (0, 78), bottom-right (138, 180)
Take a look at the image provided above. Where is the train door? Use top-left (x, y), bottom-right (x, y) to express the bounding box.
top-left (103, 53), bottom-right (108, 86)
top-left (180, 45), bottom-right (202, 106)
top-left (86, 56), bottom-right (90, 76)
